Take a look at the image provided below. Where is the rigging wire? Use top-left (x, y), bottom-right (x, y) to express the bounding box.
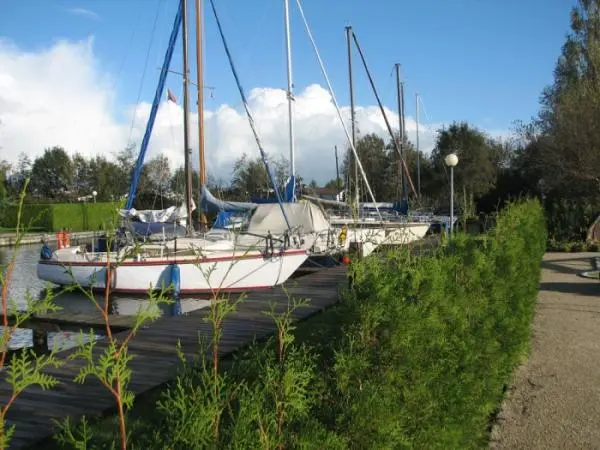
top-left (89, 1), bottom-right (147, 152)
top-left (418, 94), bottom-right (432, 124)
top-left (294, 0), bottom-right (382, 221)
top-left (418, 94), bottom-right (452, 182)
top-left (208, 0), bottom-right (292, 232)
top-left (126, 0), bottom-right (166, 147)
top-left (220, 0), bottom-right (274, 80)
top-left (351, 31), bottom-right (417, 198)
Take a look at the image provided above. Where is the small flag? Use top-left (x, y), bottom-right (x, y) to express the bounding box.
top-left (167, 88), bottom-right (177, 103)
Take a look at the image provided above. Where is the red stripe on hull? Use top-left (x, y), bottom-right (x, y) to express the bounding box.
top-left (79, 284), bottom-right (275, 295)
top-left (38, 249), bottom-right (307, 267)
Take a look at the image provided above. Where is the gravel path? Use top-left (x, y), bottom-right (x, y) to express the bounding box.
top-left (490, 252), bottom-right (600, 449)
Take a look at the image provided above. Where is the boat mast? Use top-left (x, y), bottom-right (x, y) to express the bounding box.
top-left (416, 92), bottom-right (421, 197)
top-left (284, 0), bottom-right (296, 201)
top-left (352, 30), bottom-right (418, 198)
top-left (335, 145), bottom-right (341, 190)
top-left (400, 77), bottom-right (407, 198)
top-left (394, 63), bottom-right (404, 200)
top-left (195, 0), bottom-right (207, 229)
top-left (345, 26), bottom-right (359, 209)
top-left (182, 0), bottom-right (194, 233)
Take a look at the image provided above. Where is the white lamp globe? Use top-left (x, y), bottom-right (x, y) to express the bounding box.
top-left (444, 153), bottom-right (458, 167)
top-left (92, 190), bottom-right (97, 197)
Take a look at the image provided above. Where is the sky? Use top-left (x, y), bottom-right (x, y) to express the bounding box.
top-left (0, 0), bottom-right (575, 185)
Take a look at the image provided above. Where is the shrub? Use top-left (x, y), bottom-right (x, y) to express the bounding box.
top-left (0, 202), bottom-right (118, 231)
top-left (328, 198), bottom-right (546, 448)
top-left (545, 197), bottom-right (599, 243)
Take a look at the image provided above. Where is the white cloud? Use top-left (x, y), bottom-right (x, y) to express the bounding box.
top-left (67, 8), bottom-right (100, 21)
top-left (0, 38), bottom-right (462, 187)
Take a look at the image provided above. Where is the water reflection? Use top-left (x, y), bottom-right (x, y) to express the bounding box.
top-left (0, 326), bottom-right (98, 352)
top-left (0, 244), bottom-right (210, 351)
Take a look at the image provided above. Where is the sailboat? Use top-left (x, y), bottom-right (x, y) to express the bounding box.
top-left (199, 0), bottom-right (347, 265)
top-left (36, 0), bottom-right (309, 294)
top-left (311, 26), bottom-right (430, 258)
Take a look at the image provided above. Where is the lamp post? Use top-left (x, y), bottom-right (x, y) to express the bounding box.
top-left (92, 190), bottom-right (97, 203)
top-left (444, 153), bottom-right (458, 237)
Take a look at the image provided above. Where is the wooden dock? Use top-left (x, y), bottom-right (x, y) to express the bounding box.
top-left (0, 265), bottom-right (348, 449)
top-left (0, 231), bottom-right (98, 248)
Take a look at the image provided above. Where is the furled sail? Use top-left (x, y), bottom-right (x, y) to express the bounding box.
top-left (199, 185), bottom-right (257, 213)
top-left (119, 201), bottom-right (193, 223)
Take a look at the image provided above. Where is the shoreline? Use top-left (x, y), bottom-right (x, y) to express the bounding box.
top-left (0, 231), bottom-right (99, 247)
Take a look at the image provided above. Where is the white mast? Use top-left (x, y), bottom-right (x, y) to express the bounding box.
top-left (284, 0), bottom-right (296, 200)
top-left (416, 92), bottom-right (421, 197)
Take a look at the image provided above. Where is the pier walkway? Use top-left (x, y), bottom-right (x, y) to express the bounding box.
top-left (0, 265), bottom-right (348, 449)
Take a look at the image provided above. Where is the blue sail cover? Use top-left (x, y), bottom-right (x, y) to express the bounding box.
top-left (129, 221), bottom-right (186, 240)
top-left (213, 211), bottom-right (249, 229)
top-left (284, 175), bottom-right (296, 202)
top-left (200, 185), bottom-right (257, 214)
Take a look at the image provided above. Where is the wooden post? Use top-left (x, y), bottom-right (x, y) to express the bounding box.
top-left (32, 328), bottom-right (49, 355)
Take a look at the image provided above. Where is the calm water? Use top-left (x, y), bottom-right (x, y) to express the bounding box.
top-left (0, 244), bottom-right (211, 351)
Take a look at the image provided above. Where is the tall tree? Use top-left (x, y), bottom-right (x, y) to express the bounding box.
top-left (385, 132), bottom-right (429, 201)
top-left (114, 144), bottom-right (137, 199)
top-left (343, 133), bottom-right (391, 202)
top-left (90, 156), bottom-right (125, 202)
top-left (137, 155), bottom-right (172, 208)
top-left (540, 0), bottom-right (600, 128)
top-left (8, 152), bottom-right (31, 198)
top-left (430, 122), bottom-right (497, 200)
top-left (171, 166), bottom-right (200, 203)
top-left (534, 0), bottom-right (600, 192)
top-left (230, 153), bottom-right (289, 200)
top-left (30, 147), bottom-right (73, 200)
top-left (71, 153), bottom-right (93, 196)
top-left (0, 160), bottom-right (10, 200)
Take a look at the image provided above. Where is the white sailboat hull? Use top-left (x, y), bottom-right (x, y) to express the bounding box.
top-left (334, 221), bottom-right (430, 257)
top-left (37, 247), bottom-right (308, 294)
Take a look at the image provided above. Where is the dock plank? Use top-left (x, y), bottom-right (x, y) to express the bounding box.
top-left (0, 265), bottom-right (348, 449)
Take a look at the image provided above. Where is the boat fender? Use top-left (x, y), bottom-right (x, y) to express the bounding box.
top-left (283, 232), bottom-right (291, 249)
top-left (170, 263), bottom-right (182, 316)
top-left (40, 244), bottom-right (53, 260)
top-left (338, 226), bottom-right (348, 246)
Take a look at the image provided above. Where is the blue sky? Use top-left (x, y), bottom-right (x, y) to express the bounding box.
top-left (1, 0), bottom-right (575, 132)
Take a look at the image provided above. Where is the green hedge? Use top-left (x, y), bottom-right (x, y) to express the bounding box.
top-left (0, 202), bottom-right (119, 232)
top-left (331, 198), bottom-right (546, 448)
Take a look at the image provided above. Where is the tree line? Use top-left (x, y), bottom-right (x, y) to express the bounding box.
top-left (0, 123), bottom-right (510, 214)
top-left (0, 145), bottom-right (295, 209)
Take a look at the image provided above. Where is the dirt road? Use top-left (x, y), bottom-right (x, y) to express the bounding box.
top-left (490, 252), bottom-right (600, 449)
